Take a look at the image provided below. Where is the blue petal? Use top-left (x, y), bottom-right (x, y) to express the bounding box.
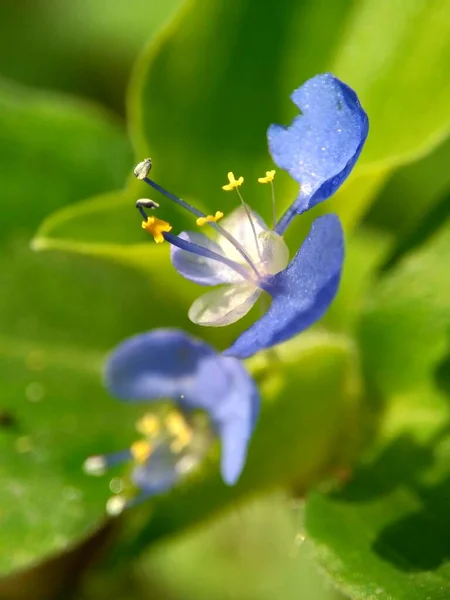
top-left (105, 329), bottom-right (260, 484)
top-left (224, 215), bottom-right (344, 359)
top-left (270, 74), bottom-right (368, 234)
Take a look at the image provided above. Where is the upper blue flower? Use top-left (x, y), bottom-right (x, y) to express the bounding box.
top-left (133, 74), bottom-right (368, 360)
top-left (84, 329), bottom-right (259, 513)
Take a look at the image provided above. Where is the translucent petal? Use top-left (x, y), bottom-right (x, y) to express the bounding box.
top-left (269, 74), bottom-right (369, 233)
top-left (258, 230), bottom-right (289, 275)
top-left (225, 214), bottom-right (344, 358)
top-left (218, 206), bottom-right (269, 264)
top-left (170, 231), bottom-right (245, 285)
top-left (188, 283), bottom-right (261, 327)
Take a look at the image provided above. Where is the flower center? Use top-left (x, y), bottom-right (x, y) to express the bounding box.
top-left (84, 405), bottom-right (214, 515)
top-left (134, 159), bottom-right (287, 286)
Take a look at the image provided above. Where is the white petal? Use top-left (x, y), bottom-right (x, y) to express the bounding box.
top-left (258, 230), bottom-right (290, 275)
top-left (218, 206), bottom-right (269, 265)
top-left (170, 231), bottom-right (246, 285)
top-left (188, 283), bottom-right (261, 327)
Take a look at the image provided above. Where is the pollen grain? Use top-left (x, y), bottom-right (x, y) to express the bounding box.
top-left (196, 211), bottom-right (224, 226)
top-left (258, 170), bottom-right (276, 184)
top-left (222, 172), bottom-right (244, 191)
top-left (131, 440), bottom-right (153, 464)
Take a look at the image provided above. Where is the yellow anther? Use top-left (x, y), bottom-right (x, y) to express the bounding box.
top-left (258, 170), bottom-right (276, 184)
top-left (222, 171), bottom-right (244, 191)
top-left (165, 411), bottom-right (193, 453)
top-left (131, 440), bottom-right (152, 464)
top-left (136, 413), bottom-right (160, 437)
top-left (196, 211), bottom-right (224, 227)
top-left (165, 411), bottom-right (187, 435)
top-left (141, 216), bottom-right (172, 243)
top-left (170, 433), bottom-right (192, 454)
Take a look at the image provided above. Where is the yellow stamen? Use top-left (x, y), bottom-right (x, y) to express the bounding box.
top-left (165, 411), bottom-right (188, 435)
top-left (165, 411), bottom-right (193, 453)
top-left (258, 170), bottom-right (276, 184)
top-left (196, 211), bottom-right (224, 227)
top-left (222, 171), bottom-right (244, 191)
top-left (170, 432), bottom-right (192, 454)
top-left (131, 440), bottom-right (152, 464)
top-left (136, 413), bottom-right (160, 437)
top-left (142, 216), bottom-right (172, 243)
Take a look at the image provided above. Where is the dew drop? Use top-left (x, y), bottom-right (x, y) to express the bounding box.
top-left (25, 382), bottom-right (45, 402)
top-left (109, 477), bottom-right (124, 494)
top-left (26, 349), bottom-right (46, 372)
top-left (63, 486), bottom-right (82, 502)
top-left (83, 455), bottom-right (106, 476)
top-left (106, 495), bottom-right (127, 516)
top-left (15, 436), bottom-right (32, 454)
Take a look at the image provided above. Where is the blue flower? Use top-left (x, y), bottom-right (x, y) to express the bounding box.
top-left (134, 73), bottom-right (368, 359)
top-left (84, 329), bottom-right (259, 514)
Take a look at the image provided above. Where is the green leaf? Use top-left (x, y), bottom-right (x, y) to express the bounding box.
top-left (129, 0), bottom-right (450, 234)
top-left (32, 181), bottom-right (209, 299)
top-left (0, 79), bottom-right (132, 239)
top-left (359, 221), bottom-right (450, 396)
top-left (305, 383), bottom-right (450, 600)
top-left (304, 216), bottom-right (450, 599)
top-left (0, 0), bottom-right (182, 113)
top-left (323, 228), bottom-right (392, 333)
top-left (129, 0), bottom-right (353, 228)
top-left (366, 135), bottom-right (450, 238)
top-left (142, 494), bottom-right (343, 600)
top-left (0, 82), bottom-right (188, 574)
top-left (0, 244), bottom-right (179, 575)
top-left (108, 332), bottom-right (360, 562)
top-left (37, 0), bottom-right (450, 272)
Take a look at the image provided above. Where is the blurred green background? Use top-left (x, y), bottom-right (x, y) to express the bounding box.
top-left (1, 0), bottom-right (450, 599)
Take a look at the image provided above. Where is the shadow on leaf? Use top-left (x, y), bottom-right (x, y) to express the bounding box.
top-left (328, 427), bottom-right (450, 572)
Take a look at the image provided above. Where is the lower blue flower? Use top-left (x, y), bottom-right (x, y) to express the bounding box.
top-left (83, 329), bottom-right (260, 514)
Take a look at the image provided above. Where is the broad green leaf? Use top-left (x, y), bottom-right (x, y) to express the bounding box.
top-left (366, 135), bottom-right (450, 238)
top-left (128, 0), bottom-right (450, 237)
top-left (0, 82), bottom-right (188, 574)
top-left (128, 0), bottom-right (353, 229)
top-left (323, 228), bottom-right (392, 333)
top-left (306, 383), bottom-right (450, 600)
top-left (0, 78), bottom-right (132, 239)
top-left (333, 0), bottom-right (450, 168)
top-left (0, 0), bottom-right (181, 114)
top-left (364, 136), bottom-right (450, 269)
top-left (359, 221), bottom-right (450, 395)
top-left (107, 332), bottom-right (360, 562)
top-left (0, 244), bottom-right (184, 575)
top-left (143, 494), bottom-right (343, 600)
top-left (325, 0), bottom-right (450, 227)
top-left (32, 180), bottom-right (211, 296)
top-left (38, 0), bottom-right (450, 271)
top-left (304, 215), bottom-right (450, 599)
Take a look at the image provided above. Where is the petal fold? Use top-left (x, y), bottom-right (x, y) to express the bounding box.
top-left (105, 329), bottom-right (259, 483)
top-left (224, 214), bottom-right (344, 358)
top-left (270, 73), bottom-right (368, 233)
